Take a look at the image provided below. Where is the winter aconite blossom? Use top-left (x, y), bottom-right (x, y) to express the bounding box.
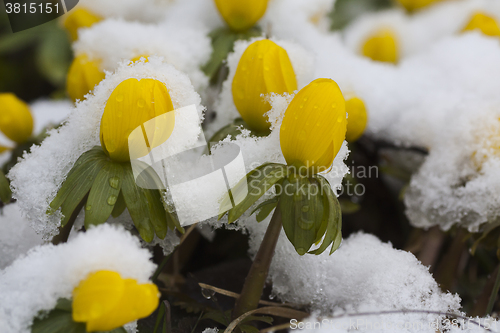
top-left (395, 0), bottom-right (444, 12)
top-left (345, 97), bottom-right (368, 142)
top-left (362, 28), bottom-right (399, 64)
top-left (66, 54), bottom-right (106, 102)
top-left (280, 78), bottom-right (347, 174)
top-left (63, 8), bottom-right (102, 41)
top-left (100, 78), bottom-right (175, 162)
top-left (233, 40), bottom-right (298, 133)
top-left (72, 270), bottom-right (159, 332)
top-left (0, 93), bottom-right (33, 149)
top-left (462, 12), bottom-right (500, 38)
top-left (214, 0), bottom-right (269, 32)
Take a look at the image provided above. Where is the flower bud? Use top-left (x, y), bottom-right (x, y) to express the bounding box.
top-left (0, 93), bottom-right (33, 144)
top-left (362, 28), bottom-right (399, 64)
top-left (280, 79), bottom-right (346, 174)
top-left (346, 97), bottom-right (368, 142)
top-left (67, 54), bottom-right (106, 102)
top-left (63, 8), bottom-right (102, 41)
top-left (100, 78), bottom-right (175, 162)
top-left (462, 12), bottom-right (500, 37)
top-left (72, 270), bottom-right (159, 332)
top-left (214, 0), bottom-right (269, 31)
top-left (232, 39), bottom-right (297, 133)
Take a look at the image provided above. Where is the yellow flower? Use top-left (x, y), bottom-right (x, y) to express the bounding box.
top-left (345, 97), bottom-right (368, 142)
top-left (67, 54), bottom-right (106, 102)
top-left (232, 39), bottom-right (298, 133)
top-left (100, 78), bottom-right (175, 162)
top-left (280, 78), bottom-right (346, 174)
top-left (362, 28), bottom-right (399, 64)
top-left (0, 93), bottom-right (33, 144)
top-left (72, 270), bottom-right (159, 332)
top-left (462, 12), bottom-right (500, 38)
top-left (395, 0), bottom-right (444, 12)
top-left (62, 8), bottom-right (102, 41)
top-left (214, 0), bottom-right (269, 32)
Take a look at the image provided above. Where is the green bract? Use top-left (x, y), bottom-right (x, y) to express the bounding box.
top-left (219, 163), bottom-right (342, 256)
top-left (48, 146), bottom-right (183, 242)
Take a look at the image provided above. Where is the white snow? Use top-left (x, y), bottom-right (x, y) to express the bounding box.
top-left (0, 224), bottom-right (155, 333)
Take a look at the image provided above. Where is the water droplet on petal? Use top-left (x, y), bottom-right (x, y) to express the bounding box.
top-left (116, 94), bottom-right (124, 102)
top-left (109, 176), bottom-right (120, 189)
top-left (337, 117), bottom-right (343, 123)
top-left (107, 195), bottom-right (118, 205)
top-left (332, 103), bottom-right (337, 108)
top-left (137, 99), bottom-right (146, 108)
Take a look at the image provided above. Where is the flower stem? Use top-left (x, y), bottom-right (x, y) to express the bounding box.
top-left (232, 205), bottom-right (282, 320)
top-left (51, 198), bottom-right (86, 245)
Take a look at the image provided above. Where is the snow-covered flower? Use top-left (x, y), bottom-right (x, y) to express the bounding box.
top-left (345, 96), bottom-right (368, 142)
top-left (361, 28), bottom-right (399, 64)
top-left (62, 8), bottom-right (102, 41)
top-left (66, 54), bottom-right (106, 102)
top-left (214, 0), bottom-right (269, 32)
top-left (72, 270), bottom-right (159, 332)
top-left (232, 39), bottom-right (298, 133)
top-left (0, 93), bottom-right (33, 149)
top-left (280, 78), bottom-right (346, 174)
top-left (100, 78), bottom-right (175, 162)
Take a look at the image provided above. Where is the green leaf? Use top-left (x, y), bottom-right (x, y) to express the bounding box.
top-left (84, 162), bottom-right (124, 229)
top-left (31, 310), bottom-right (87, 333)
top-left (59, 158), bottom-right (107, 227)
top-left (142, 188), bottom-right (169, 239)
top-left (49, 147), bottom-right (107, 212)
top-left (239, 324), bottom-right (260, 333)
top-left (0, 169), bottom-right (11, 203)
top-left (308, 176), bottom-right (342, 256)
top-left (279, 176), bottom-right (324, 255)
top-left (202, 27), bottom-right (262, 81)
top-left (222, 163), bottom-right (288, 223)
top-left (122, 164), bottom-right (155, 242)
top-left (250, 197), bottom-right (278, 222)
top-left (111, 191), bottom-right (127, 218)
top-left (203, 309), bottom-right (232, 326)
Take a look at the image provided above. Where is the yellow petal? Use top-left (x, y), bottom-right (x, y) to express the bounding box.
top-left (232, 39), bottom-right (297, 133)
top-left (395, 0), bottom-right (444, 12)
top-left (130, 55), bottom-right (150, 63)
top-left (362, 28), bottom-right (399, 64)
top-left (62, 8), bottom-right (102, 41)
top-left (462, 12), bottom-right (500, 38)
top-left (100, 78), bottom-right (175, 162)
top-left (66, 54), bottom-right (106, 102)
top-left (0, 93), bottom-right (33, 144)
top-left (86, 279), bottom-right (159, 332)
top-left (345, 97), bottom-right (368, 142)
top-left (72, 271), bottom-right (125, 324)
top-left (214, 0), bottom-right (269, 32)
top-left (280, 78), bottom-right (347, 174)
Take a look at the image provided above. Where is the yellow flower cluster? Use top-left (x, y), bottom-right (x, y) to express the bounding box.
top-left (66, 55), bottom-right (106, 102)
top-left (63, 8), bottom-right (102, 41)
